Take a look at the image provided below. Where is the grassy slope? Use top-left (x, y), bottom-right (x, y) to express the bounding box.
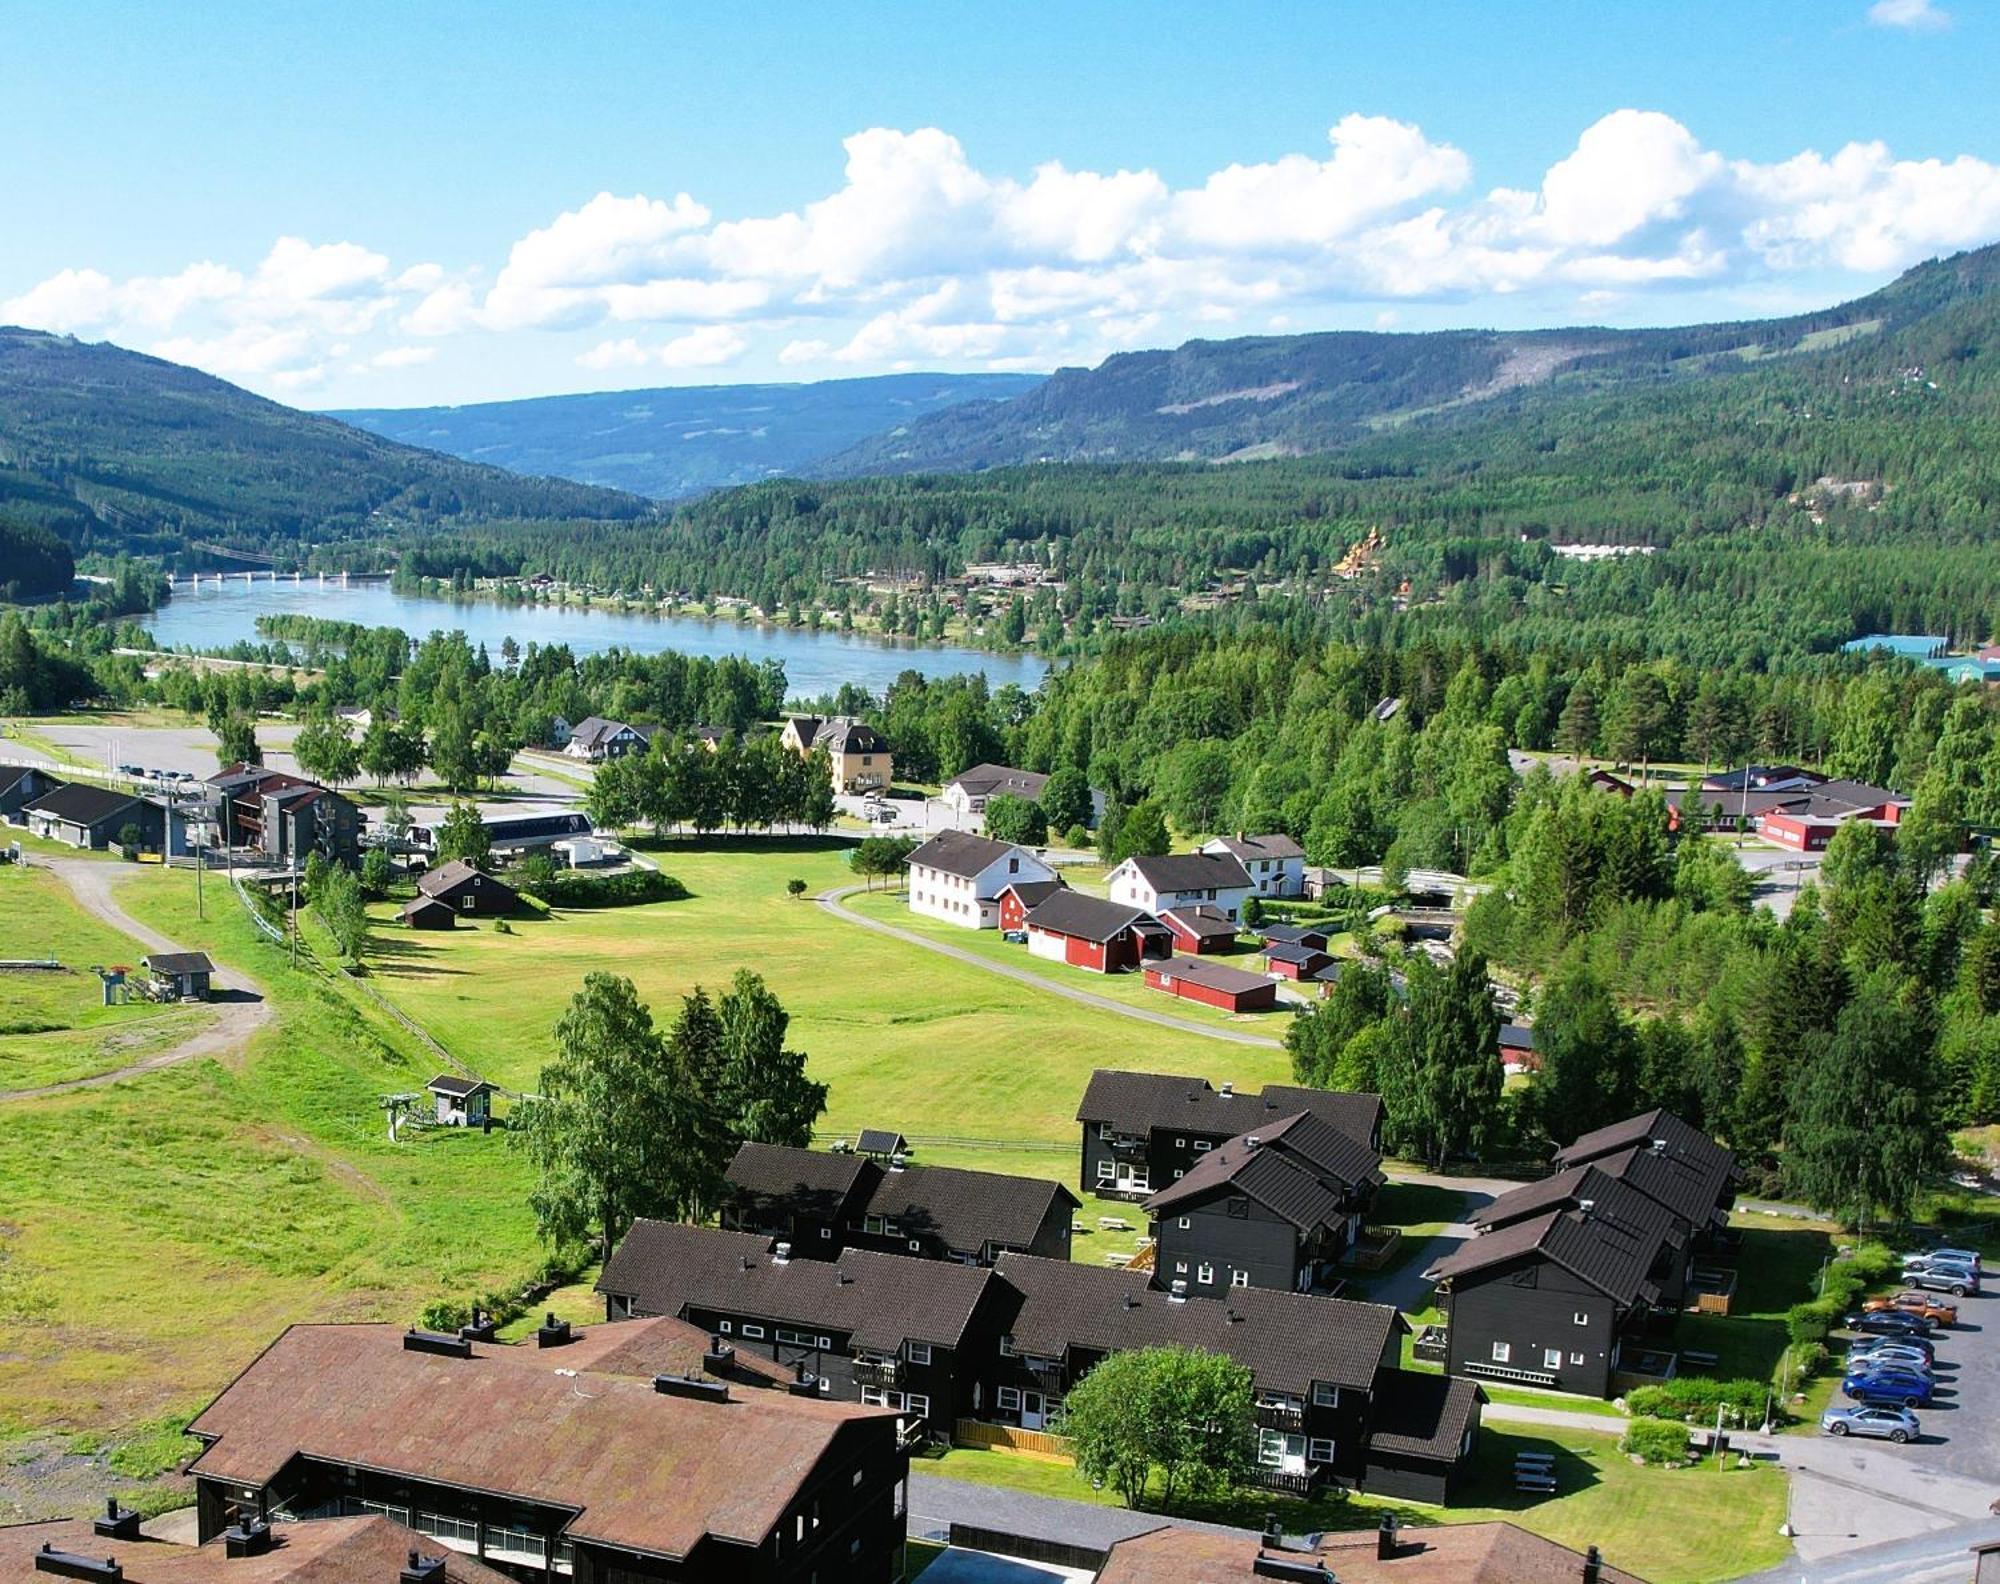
top-left (0, 867), bottom-right (213, 1090)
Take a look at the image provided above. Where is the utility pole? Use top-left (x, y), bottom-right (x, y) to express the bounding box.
top-left (195, 834), bottom-right (204, 921)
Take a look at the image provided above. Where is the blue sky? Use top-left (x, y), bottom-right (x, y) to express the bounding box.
top-left (4, 1), bottom-right (1996, 407)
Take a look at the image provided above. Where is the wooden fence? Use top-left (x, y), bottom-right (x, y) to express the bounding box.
top-left (954, 1419), bottom-right (1074, 1462)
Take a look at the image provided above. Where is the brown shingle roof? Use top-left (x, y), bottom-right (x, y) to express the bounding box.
top-left (599, 1222), bottom-right (1005, 1352)
top-left (1207, 833), bottom-right (1305, 862)
top-left (1551, 1109), bottom-right (1737, 1228)
top-left (992, 1253), bottom-right (1399, 1394)
top-left (862, 1161), bottom-right (1079, 1254)
top-left (1025, 890), bottom-right (1155, 943)
top-left (1142, 1112), bottom-right (1383, 1224)
top-left (547, 1313), bottom-right (795, 1387)
top-left (0, 1515), bottom-right (514, 1584)
top-left (1075, 1071), bottom-right (1383, 1148)
top-left (1097, 1522), bottom-right (1646, 1584)
top-left (417, 859), bottom-right (514, 899)
top-left (948, 763), bottom-right (1049, 800)
top-left (905, 829), bottom-right (1025, 880)
top-left (186, 1325), bottom-right (892, 1560)
top-left (723, 1141), bottom-right (880, 1227)
top-left (1158, 905), bottom-right (1239, 941)
top-left (1122, 852), bottom-right (1253, 893)
top-left (21, 782), bottom-right (140, 826)
top-left (1365, 1369), bottom-right (1485, 1462)
top-left (1149, 955), bottom-right (1269, 995)
top-left (1428, 1201), bottom-right (1669, 1307)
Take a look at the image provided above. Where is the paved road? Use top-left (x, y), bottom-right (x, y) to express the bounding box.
top-left (0, 857), bottom-right (272, 1102)
top-left (1738, 1516), bottom-right (2000, 1583)
top-left (816, 885), bottom-right (1283, 1050)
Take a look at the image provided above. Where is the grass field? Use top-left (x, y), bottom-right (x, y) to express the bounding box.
top-left (924, 1421), bottom-right (1790, 1584)
top-left (0, 867), bottom-right (213, 1091)
top-left (363, 839), bottom-right (1289, 1140)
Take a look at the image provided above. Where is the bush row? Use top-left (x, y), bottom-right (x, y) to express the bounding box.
top-left (1787, 1242), bottom-right (1901, 1345)
top-left (535, 868), bottom-right (689, 907)
top-left (1624, 1377), bottom-right (1770, 1425)
top-left (417, 1248), bottom-right (592, 1335)
top-left (1620, 1416), bottom-right (1693, 1465)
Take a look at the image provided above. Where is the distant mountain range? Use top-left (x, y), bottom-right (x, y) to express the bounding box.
top-left (817, 244), bottom-right (2000, 475)
top-left (0, 328), bottom-right (649, 565)
top-left (331, 372), bottom-right (1045, 500)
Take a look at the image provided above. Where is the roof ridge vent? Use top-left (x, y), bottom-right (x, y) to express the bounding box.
top-left (34, 1546), bottom-right (122, 1581)
top-left (403, 1329), bottom-right (472, 1359)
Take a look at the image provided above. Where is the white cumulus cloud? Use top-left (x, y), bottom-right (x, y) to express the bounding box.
top-left (1868, 0), bottom-right (1950, 29)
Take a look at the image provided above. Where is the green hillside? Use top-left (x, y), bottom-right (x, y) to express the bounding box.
top-left (0, 327), bottom-right (652, 570)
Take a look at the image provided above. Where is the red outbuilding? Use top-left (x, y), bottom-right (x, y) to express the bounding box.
top-left (1144, 954), bottom-right (1279, 1013)
top-left (1158, 905), bottom-right (1239, 955)
top-left (1024, 891), bottom-right (1169, 973)
top-left (1263, 941), bottom-right (1332, 981)
top-left (998, 877), bottom-right (1067, 934)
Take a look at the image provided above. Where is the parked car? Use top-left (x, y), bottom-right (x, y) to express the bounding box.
top-left (1822, 1404), bottom-right (1921, 1442)
top-left (1842, 1368), bottom-right (1933, 1408)
top-left (118, 763), bottom-right (144, 777)
top-left (1846, 1351), bottom-right (1934, 1381)
top-left (1904, 1248), bottom-right (1983, 1275)
top-left (1907, 1262), bottom-right (1979, 1297)
top-left (1864, 1291), bottom-right (1959, 1325)
top-left (1846, 1337), bottom-right (1936, 1369)
top-left (1847, 1309), bottom-right (1935, 1337)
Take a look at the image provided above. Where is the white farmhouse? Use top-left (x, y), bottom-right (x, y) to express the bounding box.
top-left (1105, 851), bottom-right (1254, 923)
top-left (905, 830), bottom-right (1058, 929)
top-left (1200, 833), bottom-right (1306, 899)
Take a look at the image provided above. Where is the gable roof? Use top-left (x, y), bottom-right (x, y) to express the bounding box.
top-left (1158, 905), bottom-right (1239, 941)
top-left (142, 951), bottom-right (213, 976)
top-left (1119, 851), bottom-right (1253, 893)
top-left (723, 1140), bottom-right (880, 1225)
top-left (1498, 1021), bottom-right (1537, 1051)
top-left (1262, 941), bottom-right (1330, 967)
top-left (1475, 1165), bottom-right (1684, 1255)
top-left (186, 1324), bottom-right (894, 1561)
top-left (417, 859), bottom-right (516, 899)
top-left (598, 1222), bottom-right (1006, 1352)
top-left (854, 1128), bottom-right (909, 1156)
top-left (0, 1515), bottom-right (514, 1584)
top-left (809, 717), bottom-right (888, 754)
top-left (992, 1253), bottom-right (1400, 1394)
top-left (0, 764), bottom-right (60, 799)
top-left (948, 763), bottom-right (1049, 800)
top-left (906, 829), bottom-right (1029, 880)
top-left (997, 877), bottom-right (1066, 910)
top-left (1075, 1070), bottom-right (1383, 1148)
top-left (1205, 833), bottom-right (1305, 862)
top-left (568, 715), bottom-right (648, 751)
top-left (862, 1161), bottom-right (1080, 1254)
top-left (1097, 1521), bottom-right (1644, 1584)
top-left (1366, 1369), bottom-right (1485, 1463)
top-left (1025, 890), bottom-right (1155, 943)
top-left (1259, 922), bottom-right (1332, 950)
top-left (1427, 1202), bottom-right (1668, 1307)
top-left (21, 782), bottom-right (140, 826)
top-left (1551, 1109), bottom-right (1736, 1227)
top-left (1143, 1112), bottom-right (1384, 1224)
top-left (425, 1074), bottom-right (495, 1098)
top-left (1149, 955), bottom-right (1270, 995)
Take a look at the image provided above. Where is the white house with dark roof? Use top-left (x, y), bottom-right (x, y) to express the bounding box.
top-left (905, 830), bottom-right (1055, 928)
top-left (562, 716), bottom-right (651, 762)
top-left (940, 763), bottom-right (1048, 827)
top-left (1201, 833), bottom-right (1306, 898)
top-left (1106, 850), bottom-right (1253, 922)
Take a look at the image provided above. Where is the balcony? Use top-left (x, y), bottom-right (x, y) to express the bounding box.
top-left (854, 1357), bottom-right (902, 1388)
top-left (1246, 1466), bottom-right (1319, 1496)
top-left (1411, 1324), bottom-right (1449, 1365)
top-left (1255, 1403), bottom-right (1306, 1432)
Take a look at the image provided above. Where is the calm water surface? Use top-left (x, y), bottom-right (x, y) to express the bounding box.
top-left (144, 578), bottom-right (1047, 698)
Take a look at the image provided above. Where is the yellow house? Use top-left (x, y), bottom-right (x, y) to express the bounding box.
top-left (779, 715), bottom-right (893, 794)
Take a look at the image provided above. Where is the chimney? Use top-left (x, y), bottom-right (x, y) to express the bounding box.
top-left (535, 1313), bottom-right (574, 1349)
top-left (837, 1269), bottom-right (854, 1285)
top-left (1582, 1544), bottom-right (1603, 1584)
top-left (1123, 1292), bottom-right (1140, 1309)
top-left (788, 1371), bottom-right (821, 1397)
top-left (1169, 1280), bottom-right (1188, 1302)
top-left (655, 1373), bottom-right (729, 1403)
top-left (740, 1255), bottom-right (756, 1271)
top-left (92, 1501), bottom-right (142, 1542)
top-left (403, 1329), bottom-right (472, 1359)
top-left (32, 1546), bottom-right (122, 1582)
top-left (1377, 1513), bottom-right (1400, 1560)
top-left (1577, 1199), bottom-right (1595, 1219)
top-left (1262, 1512), bottom-right (1282, 1548)
top-left (1245, 1135), bottom-right (1261, 1151)
top-left (1650, 1138), bottom-right (1667, 1154)
top-left (399, 1552), bottom-right (448, 1584)
top-left (460, 1305), bottom-right (498, 1343)
top-left (772, 1241), bottom-right (792, 1265)
top-left (704, 1337), bottom-right (736, 1373)
top-left (223, 1521), bottom-right (272, 1559)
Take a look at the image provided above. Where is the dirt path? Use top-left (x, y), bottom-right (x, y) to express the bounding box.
top-left (0, 858), bottom-right (274, 1102)
top-left (816, 883), bottom-right (1284, 1050)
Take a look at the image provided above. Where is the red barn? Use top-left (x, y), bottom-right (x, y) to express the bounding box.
top-left (1158, 905), bottom-right (1239, 955)
top-left (998, 877), bottom-right (1067, 934)
top-left (1144, 955), bottom-right (1279, 1013)
top-left (1263, 941), bottom-right (1332, 981)
top-left (1024, 892), bottom-right (1169, 973)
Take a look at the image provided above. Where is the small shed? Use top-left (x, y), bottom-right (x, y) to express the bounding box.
top-left (1158, 905), bottom-right (1239, 955)
top-left (141, 950), bottom-right (213, 1000)
top-left (401, 894), bottom-right (458, 930)
top-left (417, 858), bottom-right (519, 917)
top-left (1263, 941), bottom-right (1333, 982)
top-left (854, 1128), bottom-right (910, 1161)
top-left (1143, 955), bottom-right (1279, 1013)
top-left (1499, 1022), bottom-right (1540, 1073)
top-left (426, 1074), bottom-right (496, 1126)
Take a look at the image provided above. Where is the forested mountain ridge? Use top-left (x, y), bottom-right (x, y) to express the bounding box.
top-left (0, 327), bottom-right (652, 568)
top-left (821, 244), bottom-right (2000, 474)
top-left (332, 371), bottom-right (1044, 500)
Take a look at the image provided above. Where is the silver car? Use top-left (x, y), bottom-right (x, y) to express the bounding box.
top-left (1821, 1404), bottom-right (1920, 1442)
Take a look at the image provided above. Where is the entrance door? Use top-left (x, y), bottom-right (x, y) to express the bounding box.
top-left (1020, 1391), bottom-right (1050, 1430)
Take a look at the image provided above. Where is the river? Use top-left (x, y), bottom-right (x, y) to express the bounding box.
top-left (142, 578), bottom-right (1047, 699)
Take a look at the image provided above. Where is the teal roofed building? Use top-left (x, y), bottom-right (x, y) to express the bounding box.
top-left (1843, 633), bottom-right (1949, 659)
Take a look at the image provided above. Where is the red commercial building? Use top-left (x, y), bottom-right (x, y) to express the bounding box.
top-left (1144, 955), bottom-right (1279, 1013)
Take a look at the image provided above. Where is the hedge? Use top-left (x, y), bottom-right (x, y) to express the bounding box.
top-left (1625, 1378), bottom-right (1770, 1425)
top-left (535, 868), bottom-right (688, 907)
top-left (1620, 1416), bottom-right (1692, 1466)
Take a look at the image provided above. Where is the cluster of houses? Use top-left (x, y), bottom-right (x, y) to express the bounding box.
top-left (1425, 1109), bottom-right (1741, 1399)
top-left (0, 762), bottom-right (359, 865)
top-left (558, 712), bottom-right (893, 797)
top-left (1663, 765), bottom-right (1911, 854)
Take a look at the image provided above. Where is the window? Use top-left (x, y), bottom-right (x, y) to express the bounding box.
top-left (853, 1468), bottom-right (866, 1488)
top-left (1098, 1122), bottom-right (1112, 1139)
top-left (860, 1385), bottom-right (887, 1408)
top-left (997, 1385), bottom-right (1022, 1411)
top-left (1226, 1198), bottom-right (1250, 1219)
top-left (1573, 1311), bottom-right (1590, 1326)
top-left (1008, 858), bottom-right (1019, 873)
top-left (1257, 1429), bottom-right (1307, 1472)
top-left (907, 1342), bottom-right (932, 1364)
top-left (741, 1323), bottom-right (765, 1339)
top-left (1307, 1438), bottom-right (1336, 1465)
top-left (1197, 1263), bottom-right (1214, 1284)
top-left (459, 894), bottom-right (474, 912)
top-left (1544, 1349), bottom-right (1562, 1371)
top-left (1096, 1160), bottom-right (1115, 1183)
top-left (1173, 1169), bottom-right (1184, 1180)
top-left (1192, 1140), bottom-right (1212, 1153)
top-left (1231, 1269), bottom-right (1249, 1288)
top-left (1175, 1137), bottom-right (1186, 1148)
top-left (1570, 1352), bottom-right (1585, 1366)
top-left (903, 1393), bottom-right (930, 1419)
top-left (864, 1216), bottom-right (886, 1234)
top-left (999, 1335), bottom-right (1018, 1356)
top-left (908, 1239), bottom-right (922, 1252)
top-left (1311, 1382), bottom-right (1338, 1407)
top-left (1177, 1217), bottom-right (1190, 1229)
top-left (718, 1320), bottom-right (732, 1334)
top-left (1174, 1261), bottom-right (1188, 1275)
top-left (1490, 1342), bottom-right (1512, 1363)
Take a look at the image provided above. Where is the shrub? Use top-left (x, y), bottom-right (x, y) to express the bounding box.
top-left (418, 1298), bottom-right (471, 1333)
top-left (1063, 823), bottom-right (1090, 849)
top-left (1621, 1416), bottom-right (1692, 1466)
top-left (1843, 1242), bottom-right (1901, 1284)
top-left (1786, 1342), bottom-right (1829, 1383)
top-left (1625, 1378), bottom-right (1769, 1425)
top-left (1787, 1299), bottom-right (1838, 1346)
top-left (536, 868), bottom-right (688, 907)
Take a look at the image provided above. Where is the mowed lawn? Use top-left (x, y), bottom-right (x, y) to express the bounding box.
top-left (0, 866), bottom-right (214, 1091)
top-left (365, 840), bottom-right (1290, 1144)
top-left (0, 860), bottom-right (544, 1467)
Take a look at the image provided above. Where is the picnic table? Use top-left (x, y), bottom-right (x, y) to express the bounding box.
top-left (1103, 1251), bottom-right (1133, 1267)
top-left (1098, 1216), bottom-right (1134, 1231)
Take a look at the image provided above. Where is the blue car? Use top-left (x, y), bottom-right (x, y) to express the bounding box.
top-left (1843, 1368), bottom-right (1933, 1407)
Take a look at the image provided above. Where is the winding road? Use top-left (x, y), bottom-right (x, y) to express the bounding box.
top-left (815, 883), bottom-right (1284, 1050)
top-left (0, 857), bottom-right (273, 1102)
